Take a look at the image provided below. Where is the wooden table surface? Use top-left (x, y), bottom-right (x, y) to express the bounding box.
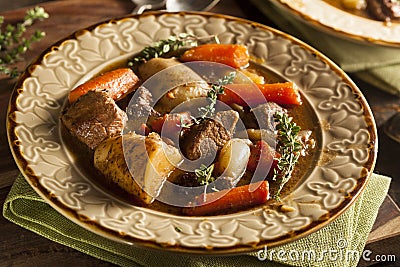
top-left (0, 0), bottom-right (399, 266)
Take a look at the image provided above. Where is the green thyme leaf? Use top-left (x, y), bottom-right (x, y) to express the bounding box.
top-left (178, 71), bottom-right (236, 129)
top-left (195, 164), bottom-right (215, 186)
top-left (272, 112), bottom-right (302, 200)
top-left (198, 71), bottom-right (236, 120)
top-left (128, 33), bottom-right (198, 67)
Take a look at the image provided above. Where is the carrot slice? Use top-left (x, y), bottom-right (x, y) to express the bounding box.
top-left (257, 82), bottom-right (302, 106)
top-left (150, 112), bottom-right (191, 139)
top-left (183, 181), bottom-right (269, 216)
top-left (217, 84), bottom-right (252, 107)
top-left (68, 68), bottom-right (139, 104)
top-left (218, 82), bottom-right (302, 107)
top-left (180, 44), bottom-right (250, 68)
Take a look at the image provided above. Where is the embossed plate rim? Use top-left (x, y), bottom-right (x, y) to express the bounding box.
top-left (7, 11), bottom-right (377, 254)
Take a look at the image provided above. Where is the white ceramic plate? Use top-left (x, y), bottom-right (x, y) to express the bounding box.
top-left (268, 0), bottom-right (400, 47)
top-left (7, 12), bottom-right (377, 254)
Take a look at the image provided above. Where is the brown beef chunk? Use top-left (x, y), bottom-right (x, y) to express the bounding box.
top-left (126, 86), bottom-right (159, 119)
top-left (213, 110), bottom-right (239, 135)
top-left (180, 119), bottom-right (229, 161)
top-left (125, 86), bottom-right (159, 134)
top-left (251, 102), bottom-right (287, 130)
top-left (179, 110), bottom-right (239, 161)
top-left (61, 90), bottom-right (127, 150)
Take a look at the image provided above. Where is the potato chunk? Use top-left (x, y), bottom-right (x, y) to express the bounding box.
top-left (94, 132), bottom-right (182, 204)
top-left (138, 58), bottom-right (210, 113)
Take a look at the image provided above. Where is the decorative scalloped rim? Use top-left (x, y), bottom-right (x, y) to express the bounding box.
top-left (273, 0), bottom-right (400, 47)
top-left (7, 12), bottom-right (377, 254)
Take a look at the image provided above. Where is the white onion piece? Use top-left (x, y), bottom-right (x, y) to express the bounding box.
top-left (215, 138), bottom-right (251, 183)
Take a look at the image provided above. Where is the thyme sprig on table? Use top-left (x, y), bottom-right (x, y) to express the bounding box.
top-left (128, 33), bottom-right (198, 67)
top-left (0, 6), bottom-right (49, 78)
top-left (272, 112), bottom-right (302, 200)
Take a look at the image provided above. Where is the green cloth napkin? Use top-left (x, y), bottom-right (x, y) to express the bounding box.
top-left (250, 0), bottom-right (400, 96)
top-left (3, 173), bottom-right (391, 267)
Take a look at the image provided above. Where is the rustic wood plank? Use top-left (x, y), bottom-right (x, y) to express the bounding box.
top-left (369, 196), bottom-right (400, 233)
top-left (368, 196), bottom-right (400, 243)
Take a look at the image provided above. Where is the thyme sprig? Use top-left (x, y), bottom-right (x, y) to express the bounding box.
top-left (0, 6), bottom-right (49, 78)
top-left (195, 164), bottom-right (216, 202)
top-left (272, 112), bottom-right (302, 200)
top-left (200, 71), bottom-right (236, 120)
top-left (128, 33), bottom-right (197, 67)
top-left (195, 164), bottom-right (215, 186)
top-left (181, 71), bottom-right (236, 128)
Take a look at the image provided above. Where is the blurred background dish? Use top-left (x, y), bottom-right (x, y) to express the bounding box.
top-left (251, 0), bottom-right (400, 97)
top-left (262, 0), bottom-right (400, 47)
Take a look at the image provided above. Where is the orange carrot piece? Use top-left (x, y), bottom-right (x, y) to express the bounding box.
top-left (68, 68), bottom-right (139, 104)
top-left (257, 82), bottom-right (302, 106)
top-left (150, 112), bottom-right (191, 139)
top-left (183, 181), bottom-right (269, 216)
top-left (217, 84), bottom-right (251, 107)
top-left (180, 44), bottom-right (250, 68)
top-left (218, 82), bottom-right (302, 107)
